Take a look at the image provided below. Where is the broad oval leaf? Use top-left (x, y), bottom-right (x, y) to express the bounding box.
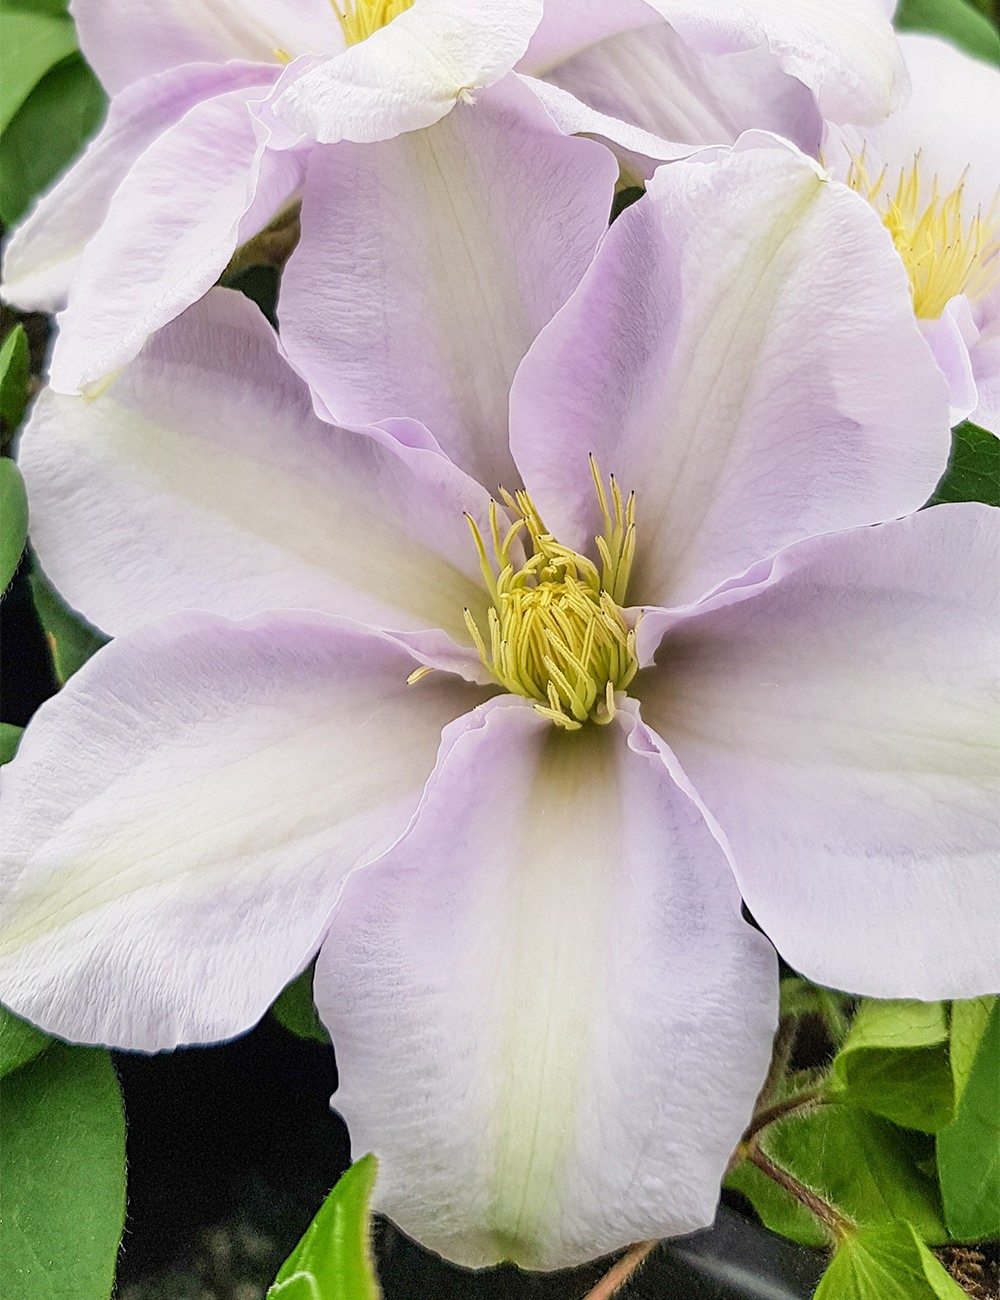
top-left (0, 1042), bottom-right (126, 1300)
top-left (813, 1221), bottom-right (967, 1299)
top-left (894, 0), bottom-right (1000, 65)
top-left (0, 458), bottom-right (28, 593)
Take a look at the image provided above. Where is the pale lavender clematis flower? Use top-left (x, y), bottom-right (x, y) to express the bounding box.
top-left (2, 0), bottom-right (908, 397)
top-left (3, 139), bottom-right (996, 1267)
top-left (517, 0), bottom-right (908, 170)
top-left (824, 33), bottom-right (1000, 432)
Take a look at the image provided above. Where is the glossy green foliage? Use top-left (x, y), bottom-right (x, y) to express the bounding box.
top-left (937, 998), bottom-right (1000, 1240)
top-left (0, 7), bottom-right (78, 131)
top-left (814, 1222), bottom-right (967, 1300)
top-left (829, 1000), bottom-right (955, 1133)
top-left (272, 961), bottom-right (331, 1044)
top-left (0, 1004), bottom-right (50, 1076)
top-left (949, 996), bottom-right (996, 1101)
top-left (1, 323), bottom-right (31, 431)
top-left (268, 1154), bottom-right (382, 1300)
top-left (0, 1042), bottom-right (127, 1300)
top-left (0, 722), bottom-right (24, 764)
top-left (727, 1104), bottom-right (947, 1249)
top-left (895, 0), bottom-right (1000, 63)
top-left (28, 562), bottom-right (108, 683)
top-left (0, 458), bottom-right (28, 592)
top-left (927, 422), bottom-right (1000, 507)
top-left (0, 53), bottom-right (106, 225)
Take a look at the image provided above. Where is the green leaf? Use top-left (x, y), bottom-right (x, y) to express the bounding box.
top-left (937, 997), bottom-right (1000, 1240)
top-left (0, 10), bottom-right (78, 132)
top-left (1, 323), bottom-right (31, 431)
top-left (813, 1222), bottom-right (967, 1300)
top-left (0, 1004), bottom-right (51, 1077)
top-left (272, 961), bottom-right (331, 1044)
top-left (28, 561), bottom-right (108, 683)
top-left (829, 1000), bottom-right (955, 1133)
top-left (0, 53), bottom-right (106, 226)
top-left (726, 1104), bottom-right (948, 1248)
top-left (894, 0), bottom-right (1000, 64)
top-left (0, 458), bottom-right (28, 592)
top-left (0, 1042), bottom-right (126, 1300)
top-left (926, 422), bottom-right (1000, 508)
top-left (0, 722), bottom-right (24, 764)
top-left (949, 995), bottom-right (996, 1102)
top-left (268, 1154), bottom-right (381, 1300)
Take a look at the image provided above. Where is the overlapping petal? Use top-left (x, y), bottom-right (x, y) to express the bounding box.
top-left (71, 0), bottom-right (339, 94)
top-left (46, 83), bottom-right (305, 395)
top-left (523, 0), bottom-right (905, 134)
top-left (510, 135), bottom-right (952, 612)
top-left (317, 696), bottom-right (777, 1269)
top-left (21, 290), bottom-right (493, 669)
top-left (536, 20), bottom-right (822, 155)
top-left (281, 75), bottom-right (617, 489)
top-left (0, 612), bottom-right (489, 1051)
top-left (633, 504), bottom-right (1000, 1001)
top-left (269, 0), bottom-right (543, 144)
top-left (1, 63), bottom-right (275, 314)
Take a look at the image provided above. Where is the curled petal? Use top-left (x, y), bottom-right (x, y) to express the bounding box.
top-left (270, 0), bottom-right (544, 144)
top-left (47, 83), bottom-right (304, 395)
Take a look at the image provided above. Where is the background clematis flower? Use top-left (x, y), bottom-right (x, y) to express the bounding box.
top-left (517, 0), bottom-right (908, 169)
top-left (3, 139), bottom-right (995, 1269)
top-left (1, 0), bottom-right (910, 398)
top-left (823, 32), bottom-right (1000, 432)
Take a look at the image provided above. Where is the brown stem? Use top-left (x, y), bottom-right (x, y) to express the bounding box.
top-left (582, 1241), bottom-right (658, 1300)
top-left (744, 1088), bottom-right (824, 1143)
top-left (747, 1144), bottom-right (852, 1241)
top-left (756, 1016), bottom-right (799, 1112)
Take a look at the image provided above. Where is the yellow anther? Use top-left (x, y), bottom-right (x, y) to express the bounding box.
top-left (847, 152), bottom-right (1000, 319)
top-left (465, 465), bottom-right (639, 730)
top-left (333, 0), bottom-right (414, 46)
top-left (406, 664), bottom-right (435, 686)
top-left (273, 47), bottom-right (293, 64)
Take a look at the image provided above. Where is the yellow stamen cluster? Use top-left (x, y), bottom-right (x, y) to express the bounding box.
top-left (847, 153), bottom-right (1000, 320)
top-left (464, 458), bottom-right (639, 731)
top-left (333, 0), bottom-right (414, 46)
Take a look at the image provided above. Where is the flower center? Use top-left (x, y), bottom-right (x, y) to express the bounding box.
top-left (847, 154), bottom-right (1000, 319)
top-left (333, 0), bottom-right (415, 46)
top-left (464, 459), bottom-right (639, 731)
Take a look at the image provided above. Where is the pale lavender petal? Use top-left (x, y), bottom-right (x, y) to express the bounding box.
top-left (519, 0), bottom-right (660, 75)
top-left (1, 63), bottom-right (274, 314)
top-left (642, 0), bottom-right (906, 125)
top-left (316, 696), bottom-right (777, 1269)
top-left (510, 135), bottom-right (951, 611)
top-left (22, 289), bottom-right (494, 667)
top-left (47, 83), bottom-right (304, 395)
top-left (633, 504), bottom-right (1000, 1001)
top-left (281, 74), bottom-right (617, 490)
top-left (71, 0), bottom-right (340, 94)
top-left (0, 612), bottom-right (488, 1050)
top-left (539, 20), bottom-right (821, 155)
top-left (270, 0), bottom-right (543, 144)
top-left (919, 296), bottom-right (980, 427)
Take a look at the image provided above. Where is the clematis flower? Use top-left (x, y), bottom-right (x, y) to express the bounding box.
top-left (2, 0), bottom-right (908, 396)
top-left (3, 139), bottom-right (996, 1268)
top-left (823, 33), bottom-right (1000, 431)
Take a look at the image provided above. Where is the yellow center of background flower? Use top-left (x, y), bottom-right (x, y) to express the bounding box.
top-left (334, 0), bottom-right (415, 46)
top-left (848, 155), bottom-right (1000, 319)
top-left (463, 460), bottom-right (639, 731)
